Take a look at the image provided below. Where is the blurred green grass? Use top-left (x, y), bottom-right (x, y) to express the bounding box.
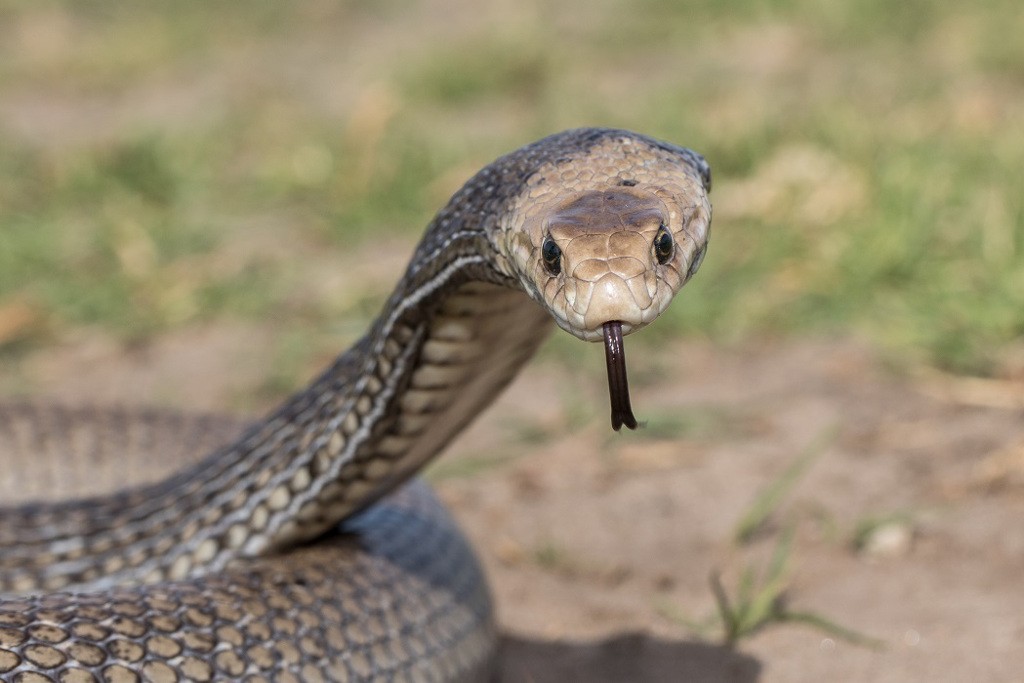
top-left (0, 0), bottom-right (1021, 380)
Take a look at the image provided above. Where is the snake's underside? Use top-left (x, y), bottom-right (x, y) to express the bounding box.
top-left (0, 128), bottom-right (712, 682)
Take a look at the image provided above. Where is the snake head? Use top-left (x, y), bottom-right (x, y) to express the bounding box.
top-left (500, 130), bottom-right (711, 430)
top-left (504, 131), bottom-right (712, 343)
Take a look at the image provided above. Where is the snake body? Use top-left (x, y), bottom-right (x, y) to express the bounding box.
top-left (0, 128), bottom-right (712, 682)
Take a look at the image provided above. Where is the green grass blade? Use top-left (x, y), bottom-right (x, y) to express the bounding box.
top-left (734, 427), bottom-right (838, 544)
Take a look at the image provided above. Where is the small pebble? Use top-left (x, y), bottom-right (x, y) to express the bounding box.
top-left (861, 521), bottom-right (913, 559)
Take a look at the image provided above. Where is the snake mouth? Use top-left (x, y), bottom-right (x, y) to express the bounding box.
top-left (602, 321), bottom-right (638, 431)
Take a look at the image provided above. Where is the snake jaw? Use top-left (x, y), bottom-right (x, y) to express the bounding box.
top-left (603, 321), bottom-right (638, 431)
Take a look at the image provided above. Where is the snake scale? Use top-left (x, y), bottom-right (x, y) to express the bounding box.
top-left (0, 128), bottom-right (712, 682)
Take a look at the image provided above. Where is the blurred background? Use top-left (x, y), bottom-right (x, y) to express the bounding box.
top-left (1, 2), bottom-right (1022, 682)
top-left (1, 0), bottom-right (1021, 381)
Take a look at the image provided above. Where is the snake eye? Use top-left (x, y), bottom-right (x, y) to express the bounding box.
top-left (653, 224), bottom-right (674, 265)
top-left (541, 237), bottom-right (562, 276)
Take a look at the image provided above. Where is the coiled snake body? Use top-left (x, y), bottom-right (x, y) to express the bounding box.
top-left (0, 129), bottom-right (711, 682)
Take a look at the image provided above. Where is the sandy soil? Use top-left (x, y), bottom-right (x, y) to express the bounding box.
top-left (4, 331), bottom-right (1022, 682)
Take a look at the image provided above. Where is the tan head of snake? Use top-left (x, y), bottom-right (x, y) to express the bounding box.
top-left (0, 128), bottom-right (711, 682)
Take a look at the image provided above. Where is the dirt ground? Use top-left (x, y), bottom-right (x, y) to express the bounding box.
top-left (4, 329), bottom-right (1022, 682)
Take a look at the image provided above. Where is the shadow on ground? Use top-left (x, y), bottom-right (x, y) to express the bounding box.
top-left (498, 632), bottom-right (761, 682)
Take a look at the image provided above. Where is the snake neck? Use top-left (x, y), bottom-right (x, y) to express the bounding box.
top-left (0, 225), bottom-right (552, 594)
top-left (0, 127), bottom-right (702, 594)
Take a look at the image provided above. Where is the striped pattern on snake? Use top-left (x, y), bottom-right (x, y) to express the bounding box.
top-left (0, 128), bottom-right (712, 682)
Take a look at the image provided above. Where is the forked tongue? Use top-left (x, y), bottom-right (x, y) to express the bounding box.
top-left (602, 321), bottom-right (638, 431)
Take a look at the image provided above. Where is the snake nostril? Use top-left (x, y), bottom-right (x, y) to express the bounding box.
top-left (653, 224), bottom-right (674, 265)
top-left (541, 237), bottom-right (562, 276)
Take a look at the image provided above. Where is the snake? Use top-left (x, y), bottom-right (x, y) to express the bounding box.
top-left (0, 128), bottom-right (712, 682)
